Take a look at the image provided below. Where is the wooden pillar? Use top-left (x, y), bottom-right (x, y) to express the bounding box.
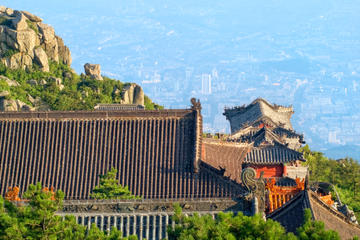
top-left (165, 214), bottom-right (169, 239)
top-left (139, 215), bottom-right (143, 240)
top-left (132, 215), bottom-right (136, 237)
top-left (87, 216), bottom-right (91, 229)
top-left (119, 216), bottom-right (123, 234)
top-left (126, 216), bottom-right (130, 237)
top-left (152, 215), bottom-right (156, 240)
top-left (145, 215), bottom-right (150, 240)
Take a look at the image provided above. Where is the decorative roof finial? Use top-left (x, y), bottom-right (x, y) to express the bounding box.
top-left (191, 98), bottom-right (202, 111)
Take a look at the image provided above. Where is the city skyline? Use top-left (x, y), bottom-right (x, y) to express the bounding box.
top-left (2, 0), bottom-right (360, 159)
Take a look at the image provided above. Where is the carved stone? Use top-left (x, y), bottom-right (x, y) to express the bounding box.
top-left (241, 167), bottom-right (266, 217)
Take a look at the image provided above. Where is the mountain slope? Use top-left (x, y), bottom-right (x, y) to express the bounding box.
top-left (0, 6), bottom-right (161, 111)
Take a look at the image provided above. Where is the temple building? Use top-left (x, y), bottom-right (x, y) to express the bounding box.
top-left (0, 98), bottom-right (359, 239)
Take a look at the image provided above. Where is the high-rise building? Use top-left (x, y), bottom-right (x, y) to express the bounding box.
top-left (201, 73), bottom-right (212, 95)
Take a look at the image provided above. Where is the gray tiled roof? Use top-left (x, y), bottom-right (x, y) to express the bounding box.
top-left (244, 146), bottom-right (304, 164)
top-left (0, 109), bottom-right (243, 200)
top-left (268, 190), bottom-right (360, 238)
top-left (252, 127), bottom-right (284, 147)
top-left (223, 98), bottom-right (294, 134)
top-left (267, 190), bottom-right (311, 233)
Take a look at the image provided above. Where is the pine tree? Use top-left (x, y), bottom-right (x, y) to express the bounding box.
top-left (91, 168), bottom-right (139, 200)
top-left (168, 203), bottom-right (297, 240)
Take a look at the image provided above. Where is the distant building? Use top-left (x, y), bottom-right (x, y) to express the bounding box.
top-left (201, 74), bottom-right (212, 94)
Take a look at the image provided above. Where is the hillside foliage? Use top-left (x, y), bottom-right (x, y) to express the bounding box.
top-left (301, 145), bottom-right (360, 219)
top-left (0, 62), bottom-right (162, 111)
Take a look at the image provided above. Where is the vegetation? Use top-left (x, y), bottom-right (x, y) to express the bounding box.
top-left (297, 209), bottom-right (340, 240)
top-left (168, 204), bottom-right (340, 240)
top-left (26, 20), bottom-right (39, 34)
top-left (91, 168), bottom-right (139, 200)
top-left (0, 183), bottom-right (137, 240)
top-left (0, 62), bottom-right (162, 110)
top-left (301, 145), bottom-right (360, 219)
top-left (2, 49), bottom-right (19, 58)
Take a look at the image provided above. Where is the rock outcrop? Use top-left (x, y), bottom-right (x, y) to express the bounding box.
top-left (0, 75), bottom-right (19, 86)
top-left (84, 63), bottom-right (103, 80)
top-left (0, 98), bottom-right (33, 111)
top-left (120, 83), bottom-right (144, 106)
top-left (0, 6), bottom-right (71, 71)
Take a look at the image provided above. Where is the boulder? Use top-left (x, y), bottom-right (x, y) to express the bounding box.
top-left (0, 75), bottom-right (19, 86)
top-left (0, 26), bottom-right (6, 42)
top-left (27, 79), bottom-right (37, 85)
top-left (0, 90), bottom-right (9, 97)
top-left (84, 63), bottom-right (103, 80)
top-left (48, 76), bottom-right (64, 90)
top-left (42, 40), bottom-right (59, 62)
top-left (37, 22), bottom-right (55, 43)
top-left (27, 94), bottom-right (35, 104)
top-left (56, 36), bottom-right (71, 66)
top-left (5, 8), bottom-right (14, 16)
top-left (5, 28), bottom-right (37, 58)
top-left (63, 71), bottom-right (72, 79)
top-left (0, 98), bottom-right (33, 111)
top-left (121, 83), bottom-right (144, 106)
top-left (11, 10), bottom-right (28, 31)
top-left (0, 7), bottom-right (72, 70)
top-left (21, 11), bottom-right (42, 22)
top-left (34, 47), bottom-right (49, 72)
top-left (39, 79), bottom-right (47, 85)
top-left (2, 52), bottom-right (32, 70)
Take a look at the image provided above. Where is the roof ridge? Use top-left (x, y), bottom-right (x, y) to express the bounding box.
top-left (308, 190), bottom-right (360, 229)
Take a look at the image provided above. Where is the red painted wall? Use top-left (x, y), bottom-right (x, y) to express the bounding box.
top-left (250, 164), bottom-right (284, 178)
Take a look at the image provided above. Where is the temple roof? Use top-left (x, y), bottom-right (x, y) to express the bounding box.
top-left (0, 108), bottom-right (243, 200)
top-left (223, 98), bottom-right (294, 134)
top-left (267, 190), bottom-right (311, 233)
top-left (268, 190), bottom-right (360, 238)
top-left (202, 139), bottom-right (250, 183)
top-left (202, 139), bottom-right (304, 184)
top-left (252, 127), bottom-right (284, 147)
top-left (244, 145), bottom-right (305, 164)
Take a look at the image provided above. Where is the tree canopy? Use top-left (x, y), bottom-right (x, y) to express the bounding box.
top-left (168, 204), bottom-right (340, 240)
top-left (91, 168), bottom-right (139, 200)
top-left (301, 145), bottom-right (360, 219)
top-left (0, 183), bottom-right (137, 240)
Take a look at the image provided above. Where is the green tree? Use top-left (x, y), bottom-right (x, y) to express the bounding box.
top-left (300, 145), bottom-right (360, 219)
top-left (91, 168), bottom-right (139, 200)
top-left (0, 196), bottom-right (24, 239)
top-left (168, 203), bottom-right (296, 240)
top-left (297, 209), bottom-right (340, 240)
top-left (0, 183), bottom-right (87, 240)
top-left (21, 183), bottom-right (68, 239)
top-left (0, 183), bottom-right (139, 239)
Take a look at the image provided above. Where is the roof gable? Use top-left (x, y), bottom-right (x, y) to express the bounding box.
top-left (224, 98), bottom-right (294, 134)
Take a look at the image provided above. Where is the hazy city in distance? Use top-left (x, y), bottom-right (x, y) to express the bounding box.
top-left (3, 0), bottom-right (360, 160)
